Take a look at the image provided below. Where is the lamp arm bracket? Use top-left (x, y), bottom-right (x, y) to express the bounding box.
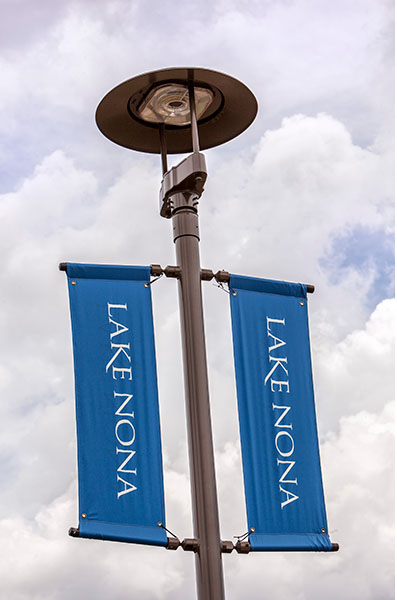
top-left (159, 152), bottom-right (207, 218)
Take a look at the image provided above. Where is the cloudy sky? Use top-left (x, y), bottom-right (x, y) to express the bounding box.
top-left (0, 0), bottom-right (394, 598)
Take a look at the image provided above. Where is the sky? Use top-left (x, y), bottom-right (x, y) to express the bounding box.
top-left (0, 0), bottom-right (394, 598)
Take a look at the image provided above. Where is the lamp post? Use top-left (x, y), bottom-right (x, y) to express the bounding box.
top-left (96, 67), bottom-right (257, 600)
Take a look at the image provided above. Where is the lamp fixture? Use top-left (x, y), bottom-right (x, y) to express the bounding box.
top-left (96, 67), bottom-right (257, 154)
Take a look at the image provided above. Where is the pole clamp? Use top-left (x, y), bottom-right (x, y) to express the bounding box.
top-left (220, 540), bottom-right (234, 553)
top-left (235, 541), bottom-right (251, 554)
top-left (181, 538), bottom-right (200, 552)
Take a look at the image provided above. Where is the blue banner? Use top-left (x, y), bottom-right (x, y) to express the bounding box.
top-left (66, 263), bottom-right (168, 547)
top-left (229, 274), bottom-right (332, 551)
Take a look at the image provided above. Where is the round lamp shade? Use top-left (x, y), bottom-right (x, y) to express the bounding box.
top-left (95, 67), bottom-right (258, 154)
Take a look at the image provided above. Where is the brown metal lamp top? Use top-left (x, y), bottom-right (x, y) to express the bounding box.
top-left (95, 67), bottom-right (258, 154)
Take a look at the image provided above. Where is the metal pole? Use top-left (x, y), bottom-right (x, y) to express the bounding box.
top-left (159, 124), bottom-right (168, 175)
top-left (188, 82), bottom-right (200, 154)
top-left (171, 193), bottom-right (225, 600)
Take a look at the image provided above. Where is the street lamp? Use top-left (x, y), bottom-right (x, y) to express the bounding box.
top-left (96, 67), bottom-right (257, 600)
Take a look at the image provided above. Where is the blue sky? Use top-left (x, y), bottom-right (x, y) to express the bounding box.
top-left (321, 225), bottom-right (394, 308)
top-left (0, 1), bottom-right (394, 599)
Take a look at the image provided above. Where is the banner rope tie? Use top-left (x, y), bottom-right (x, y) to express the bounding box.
top-left (144, 274), bottom-right (163, 288)
top-left (157, 521), bottom-right (181, 543)
top-left (213, 281), bottom-right (232, 294)
top-left (234, 527), bottom-right (255, 541)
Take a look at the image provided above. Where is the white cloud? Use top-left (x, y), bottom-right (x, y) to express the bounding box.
top-left (1, 384), bottom-right (391, 600)
top-left (314, 298), bottom-right (395, 432)
top-left (214, 401), bottom-right (394, 600)
top-left (0, 486), bottom-right (192, 600)
top-left (0, 0), bottom-right (393, 598)
top-left (202, 113), bottom-right (393, 343)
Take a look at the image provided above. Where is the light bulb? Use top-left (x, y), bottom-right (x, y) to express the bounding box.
top-left (138, 84), bottom-right (214, 126)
